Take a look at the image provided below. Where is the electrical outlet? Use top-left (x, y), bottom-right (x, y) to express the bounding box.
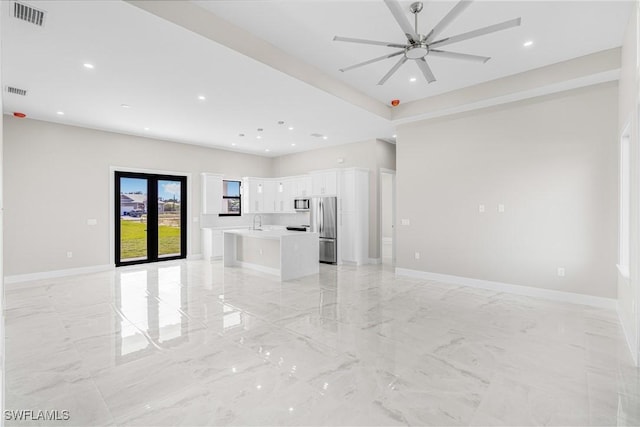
top-left (87, 218), bottom-right (97, 226)
top-left (498, 204), bottom-right (505, 213)
top-left (67, 252), bottom-right (73, 258)
top-left (415, 252), bottom-right (420, 260)
top-left (557, 267), bottom-right (565, 277)
top-left (478, 204), bottom-right (485, 213)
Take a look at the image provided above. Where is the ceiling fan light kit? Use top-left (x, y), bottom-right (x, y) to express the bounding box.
top-left (334, 0), bottom-right (522, 85)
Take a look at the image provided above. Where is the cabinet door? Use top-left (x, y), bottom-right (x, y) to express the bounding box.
top-left (263, 180), bottom-right (277, 213)
top-left (248, 179), bottom-right (265, 213)
top-left (212, 230), bottom-right (224, 258)
top-left (339, 170), bottom-right (355, 212)
top-left (202, 174), bottom-right (222, 214)
top-left (324, 171), bottom-right (337, 195)
top-left (311, 173), bottom-right (324, 196)
top-left (296, 176), bottom-right (311, 197)
top-left (276, 179), bottom-right (294, 212)
top-left (340, 212), bottom-right (356, 263)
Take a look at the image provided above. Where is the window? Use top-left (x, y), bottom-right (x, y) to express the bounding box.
top-left (619, 124), bottom-right (631, 276)
top-left (220, 180), bottom-right (241, 216)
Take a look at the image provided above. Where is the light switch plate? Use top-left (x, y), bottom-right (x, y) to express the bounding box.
top-left (87, 219), bottom-right (97, 226)
top-left (557, 267), bottom-right (566, 277)
top-left (401, 219), bottom-right (410, 226)
top-left (478, 204), bottom-right (485, 213)
top-left (498, 204), bottom-right (505, 213)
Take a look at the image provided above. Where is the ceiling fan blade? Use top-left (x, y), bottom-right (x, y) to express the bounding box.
top-left (425, 0), bottom-right (473, 43)
top-left (430, 17), bottom-right (522, 48)
top-left (384, 0), bottom-right (419, 43)
top-left (378, 56), bottom-right (408, 85)
top-left (429, 49), bottom-right (490, 63)
top-left (340, 50), bottom-right (405, 72)
top-left (416, 58), bottom-right (436, 83)
top-left (333, 36), bottom-right (406, 49)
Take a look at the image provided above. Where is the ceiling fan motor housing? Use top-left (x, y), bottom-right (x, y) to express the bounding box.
top-left (405, 43), bottom-right (429, 59)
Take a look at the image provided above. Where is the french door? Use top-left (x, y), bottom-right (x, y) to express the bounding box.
top-left (115, 171), bottom-right (187, 266)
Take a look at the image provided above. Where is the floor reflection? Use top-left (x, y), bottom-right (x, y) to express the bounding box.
top-left (114, 265), bottom-right (189, 362)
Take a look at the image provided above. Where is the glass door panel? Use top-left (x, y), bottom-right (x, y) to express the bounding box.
top-left (157, 179), bottom-right (182, 258)
top-left (118, 177), bottom-right (148, 263)
top-left (115, 172), bottom-right (187, 267)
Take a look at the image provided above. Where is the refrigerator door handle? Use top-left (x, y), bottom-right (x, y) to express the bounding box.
top-left (319, 200), bottom-right (323, 234)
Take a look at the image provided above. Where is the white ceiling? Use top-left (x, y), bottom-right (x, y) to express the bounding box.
top-left (1, 0), bottom-right (633, 157)
top-left (198, 0), bottom-right (632, 105)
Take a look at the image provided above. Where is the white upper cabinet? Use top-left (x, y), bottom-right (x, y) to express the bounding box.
top-left (243, 178), bottom-right (265, 213)
top-left (293, 176), bottom-right (312, 198)
top-left (275, 179), bottom-right (294, 212)
top-left (202, 173), bottom-right (223, 214)
top-left (263, 180), bottom-right (277, 213)
top-left (311, 170), bottom-right (337, 196)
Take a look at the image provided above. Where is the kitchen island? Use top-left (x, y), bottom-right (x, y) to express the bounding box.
top-left (223, 229), bottom-right (319, 281)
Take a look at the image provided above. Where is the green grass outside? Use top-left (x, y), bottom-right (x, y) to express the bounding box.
top-left (120, 220), bottom-right (181, 260)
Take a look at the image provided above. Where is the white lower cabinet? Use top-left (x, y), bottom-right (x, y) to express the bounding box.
top-left (202, 228), bottom-right (224, 260)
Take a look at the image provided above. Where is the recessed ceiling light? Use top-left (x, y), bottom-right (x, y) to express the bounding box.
top-left (144, 127), bottom-right (150, 131)
top-left (120, 104), bottom-right (131, 108)
top-left (83, 63), bottom-right (94, 69)
top-left (523, 40), bottom-right (534, 47)
top-left (392, 134), bottom-right (397, 138)
top-left (265, 148), bottom-right (270, 152)
top-left (322, 136), bottom-right (328, 140)
top-left (288, 127), bottom-right (294, 131)
top-left (256, 135), bottom-right (262, 139)
top-left (231, 143), bottom-right (237, 146)
top-left (291, 143), bottom-right (296, 146)
top-left (409, 77), bottom-right (417, 82)
top-left (56, 111), bottom-right (64, 115)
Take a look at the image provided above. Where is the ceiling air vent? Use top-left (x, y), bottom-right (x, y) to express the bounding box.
top-left (6, 86), bottom-right (27, 96)
top-left (310, 133), bottom-right (323, 138)
top-left (13, 2), bottom-right (46, 27)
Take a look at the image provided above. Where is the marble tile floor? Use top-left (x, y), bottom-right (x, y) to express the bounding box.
top-left (4, 260), bottom-right (640, 426)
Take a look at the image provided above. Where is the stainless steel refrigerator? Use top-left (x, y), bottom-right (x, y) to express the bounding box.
top-left (310, 196), bottom-right (337, 264)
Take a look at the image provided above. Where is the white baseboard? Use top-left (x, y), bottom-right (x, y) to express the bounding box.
top-left (617, 302), bottom-right (639, 367)
top-left (5, 264), bottom-right (115, 287)
top-left (368, 258), bottom-right (381, 265)
top-left (382, 237), bottom-right (392, 245)
top-left (187, 254), bottom-right (203, 260)
top-left (395, 268), bottom-right (617, 310)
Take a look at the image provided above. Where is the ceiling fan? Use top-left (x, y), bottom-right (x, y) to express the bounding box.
top-left (334, 0), bottom-right (521, 85)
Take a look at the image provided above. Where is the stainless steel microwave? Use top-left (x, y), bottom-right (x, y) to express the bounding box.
top-left (294, 198), bottom-right (310, 211)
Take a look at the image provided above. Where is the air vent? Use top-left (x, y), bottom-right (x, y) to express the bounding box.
top-left (6, 86), bottom-right (27, 96)
top-left (310, 133), bottom-right (323, 138)
top-left (13, 2), bottom-right (46, 27)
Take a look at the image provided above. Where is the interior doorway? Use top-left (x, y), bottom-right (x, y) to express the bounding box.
top-left (380, 169), bottom-right (396, 266)
top-left (115, 171), bottom-right (187, 266)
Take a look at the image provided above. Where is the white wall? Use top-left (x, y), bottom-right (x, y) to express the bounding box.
top-left (617, 2), bottom-right (639, 365)
top-left (396, 82), bottom-right (618, 299)
top-left (271, 139), bottom-right (396, 259)
top-left (0, 2), bottom-right (5, 412)
top-left (3, 117), bottom-right (271, 277)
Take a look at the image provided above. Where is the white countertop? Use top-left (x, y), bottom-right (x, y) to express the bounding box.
top-left (224, 229), bottom-right (317, 240)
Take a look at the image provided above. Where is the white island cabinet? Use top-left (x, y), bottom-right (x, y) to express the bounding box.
top-left (223, 229), bottom-right (319, 281)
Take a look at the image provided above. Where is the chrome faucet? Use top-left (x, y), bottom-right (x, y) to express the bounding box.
top-left (252, 214), bottom-right (262, 230)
